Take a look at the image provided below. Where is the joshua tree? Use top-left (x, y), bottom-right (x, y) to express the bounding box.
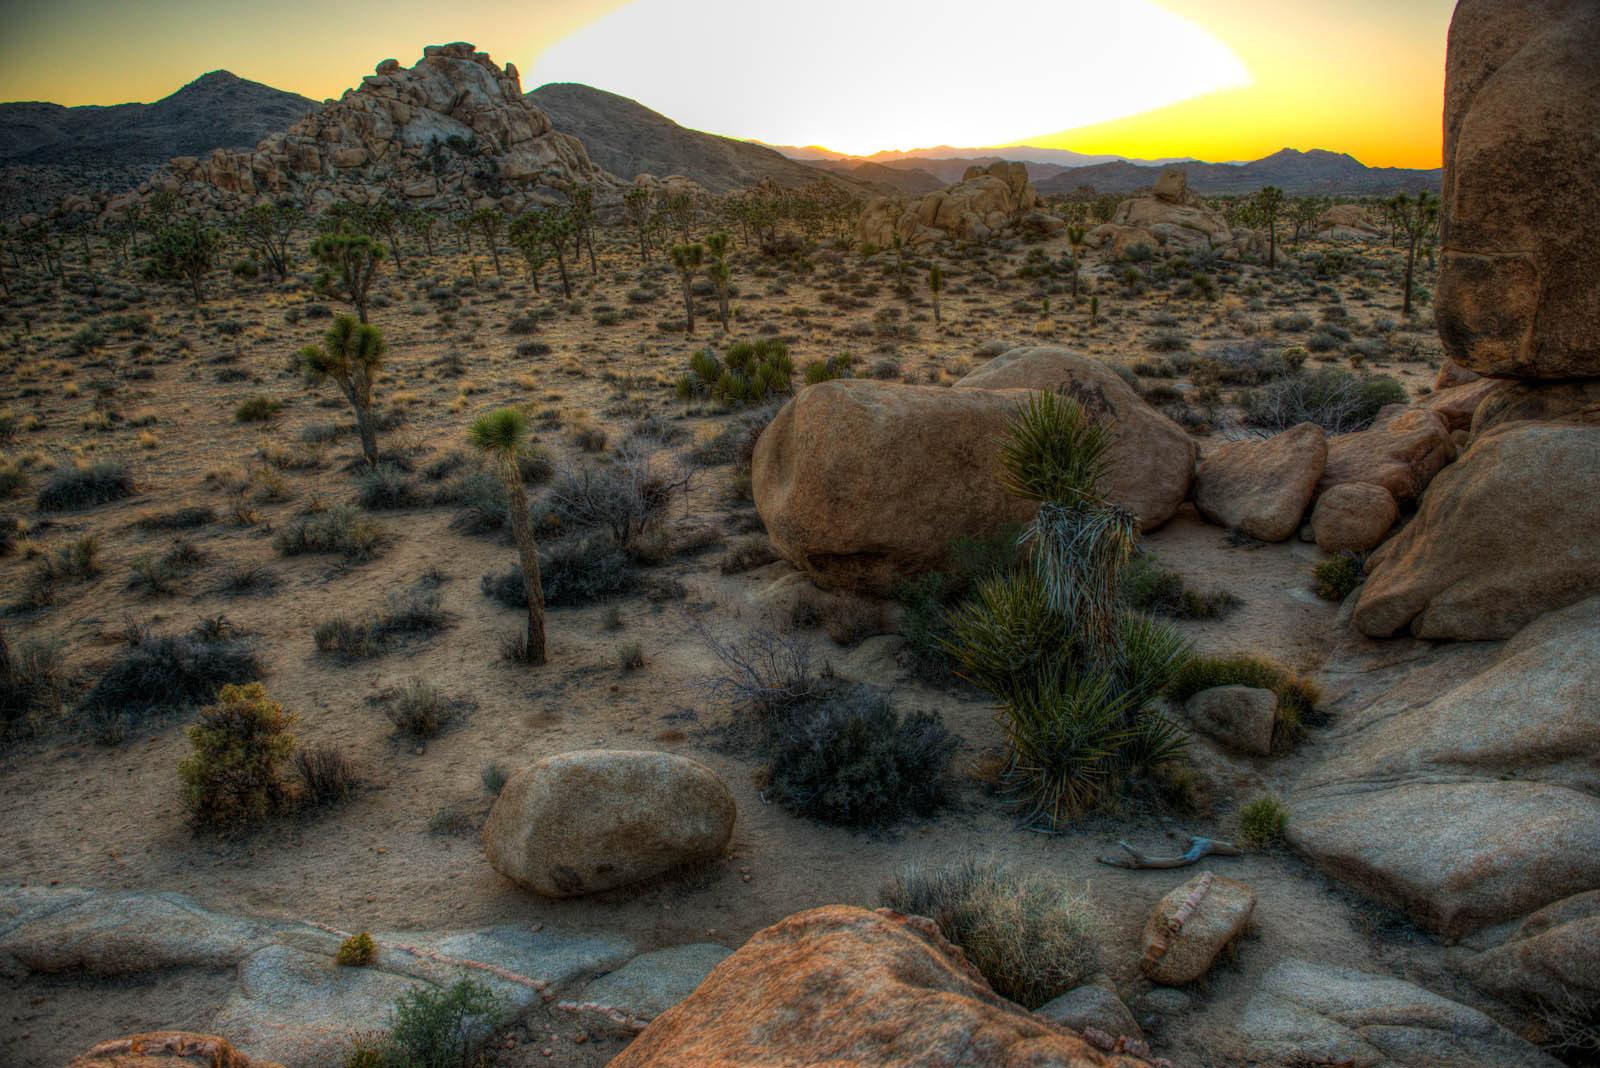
top-left (665, 190), bottom-right (696, 243)
top-left (1288, 195), bottom-right (1329, 245)
top-left (471, 208), bottom-right (505, 276)
top-left (310, 230), bottom-right (384, 322)
top-left (230, 201), bottom-right (301, 281)
top-left (1255, 185), bottom-right (1285, 269)
top-left (507, 212), bottom-right (549, 293)
top-left (1064, 225), bottom-right (1087, 299)
top-left (300, 315), bottom-right (385, 467)
top-left (1390, 190), bottom-right (1440, 317)
top-left (144, 219), bottom-right (223, 305)
top-left (536, 207), bottom-right (576, 299)
top-left (669, 242), bottom-right (705, 334)
top-left (929, 262), bottom-right (943, 327)
top-left (365, 199), bottom-right (407, 273)
top-left (406, 210), bottom-right (438, 257)
top-left (705, 231), bottom-right (732, 332)
top-left (469, 408), bottom-right (546, 665)
top-left (570, 185), bottom-right (598, 275)
top-left (623, 186), bottom-right (653, 266)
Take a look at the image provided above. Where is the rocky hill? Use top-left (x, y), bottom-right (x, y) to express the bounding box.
top-left (0, 70), bottom-right (316, 165)
top-left (1037, 148), bottom-right (1440, 197)
top-left (526, 82), bottom-right (876, 195)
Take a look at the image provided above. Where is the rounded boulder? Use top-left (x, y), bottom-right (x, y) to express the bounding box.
top-left (483, 750), bottom-right (735, 898)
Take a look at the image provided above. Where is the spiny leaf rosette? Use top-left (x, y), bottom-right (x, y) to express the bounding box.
top-left (947, 391), bottom-right (1190, 830)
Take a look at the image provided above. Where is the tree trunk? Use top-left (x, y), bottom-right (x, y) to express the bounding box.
top-left (504, 467), bottom-right (546, 665)
top-left (1267, 221), bottom-right (1277, 269)
top-left (718, 290), bottom-right (729, 332)
top-left (555, 251), bottom-right (571, 299)
top-left (586, 230), bottom-right (597, 275)
top-left (1402, 240), bottom-right (1417, 317)
top-left (352, 388), bottom-right (379, 467)
top-left (682, 276), bottom-right (695, 334)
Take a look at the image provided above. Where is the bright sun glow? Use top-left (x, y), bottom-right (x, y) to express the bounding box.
top-left (529, 0), bottom-right (1252, 154)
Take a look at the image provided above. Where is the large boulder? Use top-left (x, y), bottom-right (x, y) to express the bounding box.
top-left (1193, 423), bottom-right (1325, 541)
top-left (1316, 407), bottom-right (1456, 505)
top-left (1456, 891), bottom-right (1600, 1023)
top-left (1354, 423), bottom-right (1600, 640)
top-left (1241, 959), bottom-right (1561, 1068)
top-left (1416, 376), bottom-right (1504, 433)
top-left (753, 380), bottom-right (1037, 592)
top-left (1436, 0), bottom-right (1600, 379)
top-left (1310, 482), bottom-right (1398, 554)
top-left (954, 346), bottom-right (1197, 526)
top-left (63, 1033), bottom-right (285, 1068)
top-left (1314, 204), bottom-right (1384, 240)
top-left (1110, 168), bottom-right (1231, 250)
top-left (858, 161), bottom-right (1040, 247)
top-left (1292, 597), bottom-right (1600, 936)
top-left (755, 355), bottom-right (1194, 592)
top-left (1469, 378), bottom-right (1600, 439)
top-left (482, 750), bottom-right (735, 897)
top-left (609, 906), bottom-right (1155, 1068)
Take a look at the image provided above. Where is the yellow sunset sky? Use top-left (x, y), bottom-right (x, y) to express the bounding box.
top-left (0, 0), bottom-right (1454, 168)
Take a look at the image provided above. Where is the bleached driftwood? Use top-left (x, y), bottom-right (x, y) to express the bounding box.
top-left (1096, 836), bottom-right (1242, 870)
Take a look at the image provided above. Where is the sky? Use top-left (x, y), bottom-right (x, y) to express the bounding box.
top-left (0, 0), bottom-right (1455, 168)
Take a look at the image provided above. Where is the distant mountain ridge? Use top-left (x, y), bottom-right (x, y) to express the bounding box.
top-left (527, 82), bottom-right (883, 195)
top-left (1037, 148), bottom-right (1439, 196)
top-left (0, 71), bottom-right (317, 165)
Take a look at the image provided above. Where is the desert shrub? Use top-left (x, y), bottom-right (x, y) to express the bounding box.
top-left (1122, 552), bottom-right (1240, 619)
top-left (1148, 329), bottom-right (1189, 353)
top-left (946, 393), bottom-right (1191, 828)
top-left (545, 442), bottom-right (690, 548)
top-left (275, 505), bottom-right (382, 559)
top-left (481, 763), bottom-right (508, 795)
top-left (235, 397), bottom-right (284, 423)
top-left (219, 562), bottom-right (279, 595)
top-left (436, 469), bottom-right (508, 534)
top-left (1169, 653), bottom-right (1321, 734)
top-left (127, 553), bottom-right (186, 597)
top-left (1273, 312), bottom-right (1313, 331)
top-left (718, 534), bottom-right (778, 574)
top-left (135, 506), bottom-right (216, 531)
top-left (356, 464), bottom-right (424, 510)
top-left (694, 619), bottom-right (818, 716)
top-left (617, 641), bottom-right (645, 672)
top-left (1201, 339), bottom-right (1301, 386)
top-left (178, 682), bottom-right (296, 831)
top-left (336, 932), bottom-right (377, 966)
top-left (381, 678), bottom-right (461, 739)
top-left (381, 979), bottom-right (498, 1068)
top-left (295, 741), bottom-right (360, 805)
top-left (678, 338), bottom-right (795, 406)
top-left (83, 618), bottom-right (264, 732)
top-left (0, 632), bottom-right (70, 740)
top-left (803, 353), bottom-right (854, 385)
top-left (0, 459), bottom-right (27, 498)
top-left (484, 534), bottom-right (637, 609)
top-left (766, 685), bottom-right (957, 829)
top-left (315, 584), bottom-right (448, 659)
top-left (890, 526), bottom-right (1023, 685)
top-left (1242, 368), bottom-right (1408, 433)
top-left (880, 858), bottom-right (1103, 1009)
top-left (37, 459), bottom-right (135, 511)
top-left (1239, 792), bottom-right (1289, 846)
top-left (1312, 553), bottom-right (1363, 601)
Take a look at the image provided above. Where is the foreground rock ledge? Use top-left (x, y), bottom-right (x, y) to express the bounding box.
top-left (609, 905), bottom-right (1155, 1068)
top-left (64, 1032), bottom-right (285, 1068)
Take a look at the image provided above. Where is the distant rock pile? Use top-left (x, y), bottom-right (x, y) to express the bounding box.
top-left (856, 160), bottom-right (1058, 246)
top-left (88, 43), bottom-right (616, 226)
top-left (1085, 166), bottom-right (1260, 259)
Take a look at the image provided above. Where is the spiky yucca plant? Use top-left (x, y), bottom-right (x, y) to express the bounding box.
top-left (947, 391), bottom-right (1190, 830)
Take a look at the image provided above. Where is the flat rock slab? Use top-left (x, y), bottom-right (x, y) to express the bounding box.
top-left (1241, 958), bottom-right (1561, 1068)
top-left (0, 889), bottom-right (276, 976)
top-left (559, 943), bottom-right (733, 1036)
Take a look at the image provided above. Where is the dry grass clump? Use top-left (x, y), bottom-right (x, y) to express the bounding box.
top-left (880, 857), bottom-right (1104, 1008)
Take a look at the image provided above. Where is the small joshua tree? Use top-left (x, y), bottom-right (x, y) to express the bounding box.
top-left (1390, 189), bottom-right (1439, 317)
top-left (670, 242), bottom-right (705, 334)
top-left (1064, 225), bottom-right (1087, 299)
top-left (929, 263), bottom-right (943, 327)
top-left (1255, 185), bottom-right (1285, 269)
top-left (469, 408), bottom-right (546, 665)
top-left (301, 316), bottom-right (385, 468)
top-left (471, 208), bottom-right (505, 276)
top-left (145, 219), bottom-right (223, 304)
top-left (310, 229), bottom-right (384, 322)
top-left (623, 186), bottom-right (653, 266)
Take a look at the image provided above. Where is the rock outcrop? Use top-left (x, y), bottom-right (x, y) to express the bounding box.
top-left (1316, 407), bottom-right (1455, 506)
top-left (91, 44), bottom-right (615, 226)
top-left (1314, 203), bottom-right (1384, 240)
top-left (1107, 167), bottom-right (1232, 251)
top-left (482, 750), bottom-right (735, 898)
top-left (1241, 959), bottom-right (1561, 1068)
top-left (609, 906), bottom-right (1155, 1068)
top-left (1354, 423), bottom-right (1600, 640)
top-left (1456, 891), bottom-right (1600, 1024)
top-left (1193, 423), bottom-right (1326, 542)
top-left (857, 160), bottom-right (1044, 247)
top-left (1436, 0), bottom-right (1600, 378)
top-left (1292, 596), bottom-right (1600, 936)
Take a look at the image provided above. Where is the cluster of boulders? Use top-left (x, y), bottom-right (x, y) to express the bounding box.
top-left (1084, 168), bottom-right (1263, 260)
top-left (72, 44), bottom-right (616, 228)
top-left (1313, 203), bottom-right (1385, 241)
top-left (857, 160), bottom-right (1061, 247)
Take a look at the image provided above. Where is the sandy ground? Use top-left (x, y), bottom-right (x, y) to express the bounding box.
top-left (0, 223), bottom-right (1468, 1066)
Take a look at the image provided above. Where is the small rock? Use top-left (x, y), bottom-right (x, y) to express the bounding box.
top-left (1139, 873), bottom-right (1256, 984)
top-left (1035, 985), bottom-right (1143, 1042)
top-left (1184, 685), bottom-right (1277, 756)
top-left (1311, 481), bottom-right (1398, 553)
